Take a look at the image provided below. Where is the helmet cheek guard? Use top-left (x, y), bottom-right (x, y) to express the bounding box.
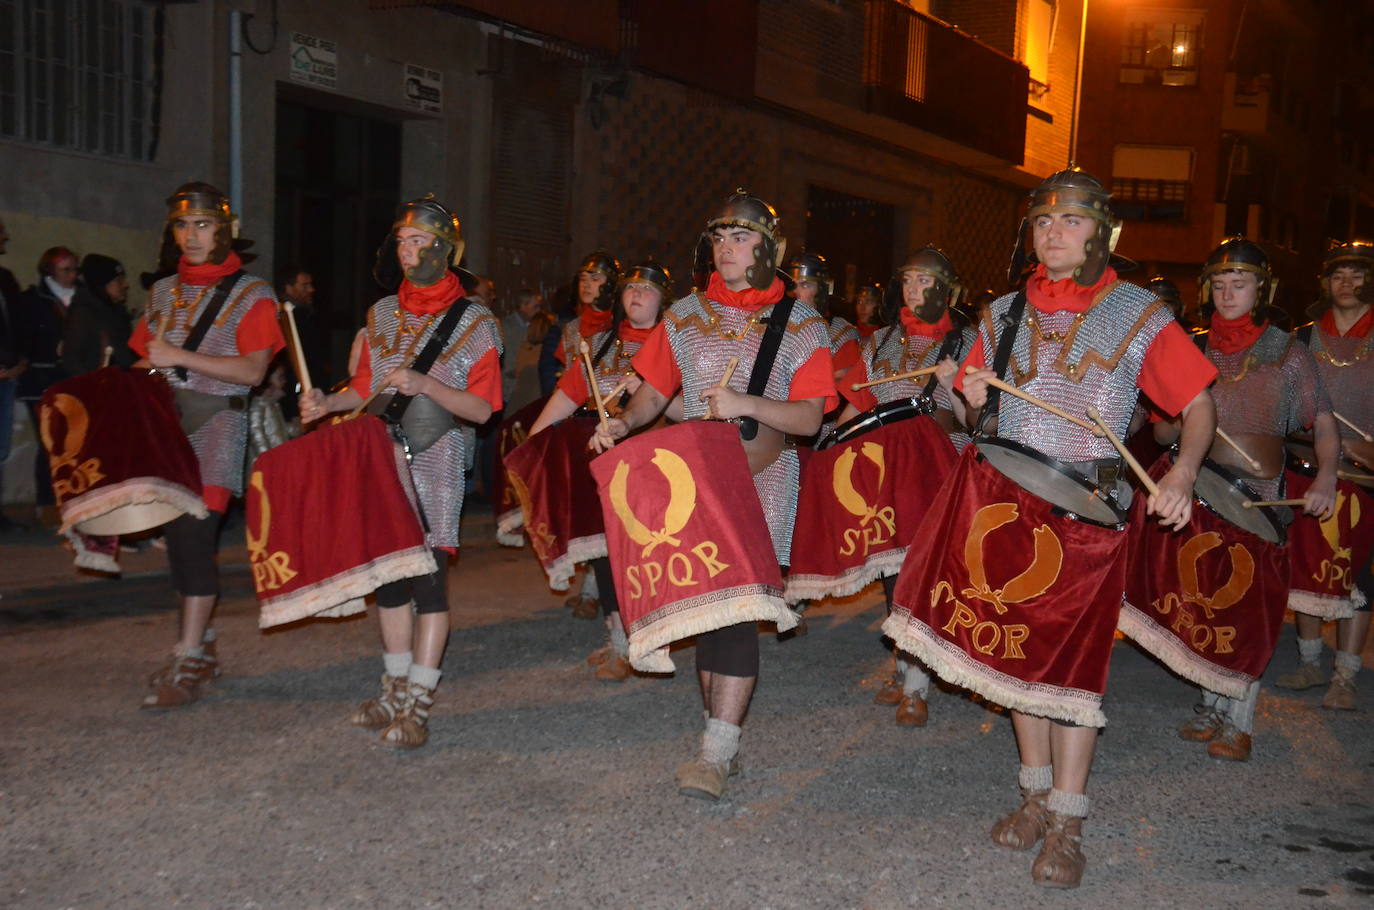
top-left (1198, 237), bottom-right (1275, 325)
top-left (1009, 168), bottom-right (1119, 288)
top-left (698, 189), bottom-right (785, 292)
top-left (373, 194), bottom-right (465, 289)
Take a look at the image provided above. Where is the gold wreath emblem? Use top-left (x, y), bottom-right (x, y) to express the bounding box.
top-left (832, 441), bottom-right (886, 527)
top-left (246, 470), bottom-right (297, 591)
top-left (1177, 530), bottom-right (1253, 616)
top-left (1319, 490), bottom-right (1356, 562)
top-left (960, 502), bottom-right (1063, 615)
top-left (246, 470), bottom-right (271, 556)
top-left (608, 448), bottom-right (698, 558)
top-left (39, 393), bottom-right (90, 469)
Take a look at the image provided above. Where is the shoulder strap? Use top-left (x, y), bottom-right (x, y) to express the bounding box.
top-left (591, 325), bottom-right (618, 366)
top-left (382, 298), bottom-right (472, 424)
top-left (1296, 323), bottom-right (1314, 347)
top-left (1192, 330), bottom-right (1208, 352)
top-left (921, 327), bottom-right (964, 399)
top-left (976, 290), bottom-right (1027, 436)
top-left (739, 296), bottom-right (796, 441)
top-left (174, 271), bottom-right (243, 380)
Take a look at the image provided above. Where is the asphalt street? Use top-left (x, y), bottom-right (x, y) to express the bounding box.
top-left (2, 510), bottom-right (1372, 909)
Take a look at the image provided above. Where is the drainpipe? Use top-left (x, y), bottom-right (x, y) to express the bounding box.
top-left (1069, 0), bottom-right (1088, 166)
top-left (228, 8), bottom-right (243, 216)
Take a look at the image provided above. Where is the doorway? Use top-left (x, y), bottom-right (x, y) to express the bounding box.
top-left (804, 185), bottom-right (898, 305)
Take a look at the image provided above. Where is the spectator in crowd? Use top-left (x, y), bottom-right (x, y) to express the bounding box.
top-left (500, 288), bottom-right (552, 415)
top-left (64, 254), bottom-right (136, 376)
top-left (275, 263), bottom-right (329, 387)
top-left (0, 218), bottom-right (27, 533)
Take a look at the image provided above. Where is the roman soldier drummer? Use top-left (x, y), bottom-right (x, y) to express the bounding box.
top-left (894, 168), bottom-right (1217, 888)
top-left (592, 190), bottom-right (837, 801)
top-left (787, 251), bottom-right (860, 381)
top-left (835, 246), bottom-right (974, 727)
top-left (1277, 241), bottom-right (1374, 710)
top-left (300, 195), bottom-right (502, 748)
top-left (129, 183), bottom-right (284, 708)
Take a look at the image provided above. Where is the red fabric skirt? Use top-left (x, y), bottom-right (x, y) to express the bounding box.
top-left (786, 414), bottom-right (955, 602)
top-left (1285, 471), bottom-right (1374, 619)
top-left (882, 445), bottom-right (1128, 727)
top-left (592, 421), bottom-right (794, 672)
top-left (493, 396), bottom-right (549, 546)
top-left (1120, 456), bottom-right (1289, 698)
top-left (249, 416), bottom-right (435, 628)
top-left (40, 367), bottom-right (205, 535)
top-left (503, 416), bottom-right (607, 590)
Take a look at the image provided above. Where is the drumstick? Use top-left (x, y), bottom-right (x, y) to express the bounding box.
top-left (605, 376), bottom-right (633, 402)
top-left (1214, 427), bottom-right (1262, 473)
top-left (1339, 470), bottom-right (1374, 484)
top-left (966, 366), bottom-right (1104, 436)
top-left (850, 365), bottom-right (939, 391)
top-left (1242, 499), bottom-right (1308, 509)
top-left (1334, 411), bottom-right (1374, 443)
top-left (579, 339), bottom-right (609, 433)
top-left (101, 346), bottom-right (113, 369)
top-left (282, 302), bottom-right (313, 394)
top-left (719, 357), bottom-right (739, 388)
top-left (1086, 407), bottom-right (1160, 499)
top-left (154, 310), bottom-right (169, 342)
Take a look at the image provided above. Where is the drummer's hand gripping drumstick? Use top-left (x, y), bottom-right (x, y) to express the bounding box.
top-left (283, 301), bottom-right (314, 394)
top-left (966, 366), bottom-right (1104, 436)
top-left (1213, 427), bottom-right (1262, 473)
top-left (579, 339), bottom-right (610, 434)
top-left (1086, 407), bottom-right (1160, 499)
top-left (707, 357), bottom-right (739, 420)
top-left (1242, 498), bottom-right (1308, 509)
top-left (850, 365), bottom-right (939, 391)
top-left (1334, 411), bottom-right (1374, 443)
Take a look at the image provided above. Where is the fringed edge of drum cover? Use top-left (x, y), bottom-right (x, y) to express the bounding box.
top-left (258, 546), bottom-right (438, 629)
top-left (881, 611), bottom-right (1108, 728)
top-left (58, 478), bottom-right (207, 534)
top-left (1287, 589), bottom-right (1358, 621)
top-left (495, 507), bottom-right (525, 547)
top-left (1116, 602), bottom-right (1253, 699)
top-left (627, 589), bottom-right (797, 674)
top-left (782, 550), bottom-right (906, 603)
top-left (544, 535), bottom-right (608, 592)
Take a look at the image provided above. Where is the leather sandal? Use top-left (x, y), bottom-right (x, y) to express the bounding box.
top-left (676, 757), bottom-right (731, 801)
top-left (895, 693), bottom-right (928, 727)
top-left (571, 596), bottom-right (600, 620)
top-left (1177, 705), bottom-right (1224, 742)
top-left (141, 654), bottom-right (212, 709)
top-left (1031, 812), bottom-right (1085, 889)
top-left (990, 787), bottom-right (1051, 850)
top-left (1206, 722), bottom-right (1252, 761)
top-left (873, 674), bottom-right (904, 706)
top-left (586, 644), bottom-right (612, 666)
top-left (594, 655), bottom-right (633, 682)
top-left (350, 673), bottom-right (409, 729)
top-left (380, 682), bottom-right (435, 749)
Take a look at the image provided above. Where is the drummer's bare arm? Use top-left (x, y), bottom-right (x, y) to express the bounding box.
top-left (298, 386), bottom-right (363, 422)
top-left (1306, 412), bottom-right (1340, 520)
top-left (700, 386), bottom-right (825, 436)
top-left (386, 368), bottom-right (492, 424)
top-left (1150, 389), bottom-right (1215, 530)
top-left (1152, 415), bottom-right (1181, 446)
top-left (146, 339), bottom-right (272, 387)
top-left (590, 382), bottom-right (669, 452)
top-left (529, 389), bottom-right (578, 436)
top-left (835, 402), bottom-right (860, 425)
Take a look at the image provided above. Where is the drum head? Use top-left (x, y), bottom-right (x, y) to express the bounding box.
top-left (976, 438), bottom-right (1127, 527)
top-left (1194, 459), bottom-right (1284, 545)
top-left (76, 501), bottom-right (186, 536)
top-left (824, 397), bottom-right (929, 449)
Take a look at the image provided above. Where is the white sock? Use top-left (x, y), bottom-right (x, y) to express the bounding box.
top-left (1019, 764), bottom-right (1053, 791)
top-left (202, 627), bottom-right (217, 644)
top-left (409, 664), bottom-right (442, 690)
top-left (1225, 680), bottom-right (1261, 734)
top-left (383, 651), bottom-right (413, 679)
top-left (1047, 788), bottom-right (1090, 818)
top-left (900, 656), bottom-right (930, 698)
top-left (700, 718), bottom-right (741, 764)
top-left (1333, 650), bottom-right (1363, 680)
top-left (581, 569), bottom-right (599, 600)
top-left (610, 620), bottom-right (629, 657)
top-left (174, 644), bottom-right (205, 659)
top-left (1297, 637), bottom-right (1323, 664)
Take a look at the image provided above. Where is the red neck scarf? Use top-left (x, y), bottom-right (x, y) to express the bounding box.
top-left (856, 322), bottom-right (880, 338)
top-left (579, 304), bottom-right (614, 337)
top-left (1025, 263), bottom-right (1118, 314)
top-left (617, 322), bottom-right (653, 344)
top-left (707, 272), bottom-right (785, 311)
top-left (398, 270), bottom-right (462, 315)
top-left (1208, 311), bottom-right (1268, 354)
top-left (1319, 306), bottom-right (1374, 339)
top-left (178, 251), bottom-right (242, 286)
top-left (900, 307), bottom-right (952, 338)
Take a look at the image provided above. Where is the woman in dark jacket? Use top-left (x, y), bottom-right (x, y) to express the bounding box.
top-left (63, 254), bottom-right (136, 375)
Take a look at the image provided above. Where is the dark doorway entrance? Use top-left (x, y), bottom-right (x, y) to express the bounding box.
top-left (804, 186), bottom-right (898, 307)
top-left (274, 95), bottom-right (401, 386)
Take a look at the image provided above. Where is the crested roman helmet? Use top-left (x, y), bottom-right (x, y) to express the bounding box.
top-left (1319, 240), bottom-right (1374, 307)
top-left (373, 194), bottom-right (465, 289)
top-left (785, 250), bottom-right (833, 308)
top-left (1199, 236), bottom-right (1274, 324)
top-left (883, 246), bottom-right (963, 325)
top-left (577, 249), bottom-right (622, 310)
top-left (164, 182), bottom-right (237, 265)
top-left (693, 188), bottom-right (787, 291)
top-left (1147, 275), bottom-right (1184, 317)
top-left (1008, 166), bottom-right (1121, 288)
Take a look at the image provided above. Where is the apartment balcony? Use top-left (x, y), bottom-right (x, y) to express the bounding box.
top-left (1222, 72), bottom-right (1272, 134)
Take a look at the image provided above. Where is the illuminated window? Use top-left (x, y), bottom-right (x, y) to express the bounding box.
top-left (1023, 0), bottom-right (1055, 87)
top-left (1120, 8), bottom-right (1203, 87)
top-left (1112, 144), bottom-right (1193, 221)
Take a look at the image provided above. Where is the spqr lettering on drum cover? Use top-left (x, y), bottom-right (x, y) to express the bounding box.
top-left (41, 393), bottom-right (107, 502)
top-left (832, 441), bottom-right (898, 557)
top-left (1148, 530), bottom-right (1253, 656)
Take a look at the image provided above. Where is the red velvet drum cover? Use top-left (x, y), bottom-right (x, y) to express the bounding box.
top-left (1285, 471), bottom-right (1374, 620)
top-left (493, 395), bottom-right (549, 547)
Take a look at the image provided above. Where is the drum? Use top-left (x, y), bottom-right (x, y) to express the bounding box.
top-left (974, 437), bottom-right (1128, 528)
top-left (248, 415), bottom-right (436, 628)
top-left (39, 367), bottom-right (206, 535)
top-left (1193, 457), bottom-right (1286, 545)
top-left (493, 395), bottom-right (549, 546)
top-left (1287, 437), bottom-right (1374, 490)
top-left (591, 420), bottom-right (795, 672)
top-left (820, 397), bottom-right (932, 450)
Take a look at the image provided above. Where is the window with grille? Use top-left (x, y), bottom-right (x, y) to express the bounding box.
top-left (1112, 144), bottom-right (1192, 222)
top-left (0, 0), bottom-right (158, 160)
top-left (1119, 8), bottom-right (1203, 87)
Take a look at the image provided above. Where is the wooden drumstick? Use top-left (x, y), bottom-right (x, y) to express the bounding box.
top-left (1242, 499), bottom-right (1307, 509)
top-left (850, 365), bottom-right (939, 391)
top-left (1086, 407), bottom-right (1160, 499)
top-left (283, 301), bottom-right (314, 394)
top-left (101, 346), bottom-right (113, 369)
top-left (719, 357), bottom-right (739, 388)
top-left (579, 339), bottom-right (609, 433)
top-left (605, 376), bottom-right (633, 402)
top-left (1214, 427), bottom-right (1262, 473)
top-left (1334, 411), bottom-right (1374, 443)
top-left (966, 366), bottom-right (1104, 436)
top-left (154, 310), bottom-right (169, 342)
top-left (1339, 470), bottom-right (1374, 484)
